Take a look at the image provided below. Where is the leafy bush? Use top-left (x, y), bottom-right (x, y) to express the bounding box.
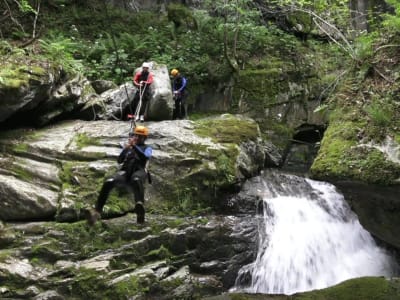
top-left (382, 0), bottom-right (400, 32)
top-left (39, 31), bottom-right (83, 74)
top-left (354, 32), bottom-right (378, 62)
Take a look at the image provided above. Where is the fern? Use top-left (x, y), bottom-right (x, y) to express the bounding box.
top-left (382, 0), bottom-right (400, 32)
top-left (39, 32), bottom-right (83, 73)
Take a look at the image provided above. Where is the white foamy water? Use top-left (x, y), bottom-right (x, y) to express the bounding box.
top-left (234, 176), bottom-right (397, 295)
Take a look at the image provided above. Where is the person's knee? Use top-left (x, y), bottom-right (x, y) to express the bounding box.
top-left (103, 177), bottom-right (114, 187)
top-left (130, 176), bottom-right (141, 185)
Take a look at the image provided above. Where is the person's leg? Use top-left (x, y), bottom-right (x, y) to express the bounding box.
top-left (131, 91), bottom-right (140, 116)
top-left (139, 97), bottom-right (148, 121)
top-left (87, 172), bottom-right (125, 225)
top-left (181, 93), bottom-right (186, 119)
top-left (130, 169), bottom-right (147, 223)
top-left (96, 171), bottom-right (127, 212)
top-left (178, 97), bottom-right (184, 119)
top-left (172, 97), bottom-right (179, 120)
top-left (139, 88), bottom-right (151, 120)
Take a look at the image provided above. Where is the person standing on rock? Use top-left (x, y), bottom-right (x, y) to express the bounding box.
top-left (87, 126), bottom-right (152, 225)
top-left (171, 68), bottom-right (187, 120)
top-left (132, 62), bottom-right (154, 122)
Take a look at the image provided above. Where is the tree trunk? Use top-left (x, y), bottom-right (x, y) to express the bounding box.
top-left (350, 0), bottom-right (368, 33)
top-left (350, 0), bottom-right (393, 34)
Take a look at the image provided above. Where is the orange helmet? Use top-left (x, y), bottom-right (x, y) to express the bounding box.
top-left (170, 69), bottom-right (179, 76)
top-left (134, 126), bottom-right (149, 136)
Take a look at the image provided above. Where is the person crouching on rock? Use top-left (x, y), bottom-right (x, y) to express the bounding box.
top-left (88, 126), bottom-right (152, 225)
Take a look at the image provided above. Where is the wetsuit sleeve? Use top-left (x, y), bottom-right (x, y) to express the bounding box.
top-left (134, 145), bottom-right (152, 160)
top-left (178, 77), bottom-right (187, 93)
top-left (133, 72), bottom-right (141, 87)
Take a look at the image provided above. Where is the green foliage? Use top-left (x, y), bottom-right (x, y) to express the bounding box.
top-left (39, 32), bottom-right (83, 74)
top-left (354, 32), bottom-right (378, 62)
top-left (364, 99), bottom-right (394, 127)
top-left (173, 186), bottom-right (204, 216)
top-left (0, 41), bottom-right (14, 55)
top-left (382, 0), bottom-right (400, 32)
top-left (216, 152), bottom-right (236, 184)
top-left (17, 0), bottom-right (36, 14)
top-left (167, 3), bottom-right (197, 29)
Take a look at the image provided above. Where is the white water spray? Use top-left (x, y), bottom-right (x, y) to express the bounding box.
top-left (234, 174), bottom-right (397, 295)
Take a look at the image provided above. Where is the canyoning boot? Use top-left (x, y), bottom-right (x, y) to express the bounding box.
top-left (86, 209), bottom-right (101, 226)
top-left (134, 202), bottom-right (145, 224)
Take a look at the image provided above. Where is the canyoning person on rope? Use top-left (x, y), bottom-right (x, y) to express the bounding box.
top-left (171, 68), bottom-right (187, 120)
top-left (87, 126), bottom-right (152, 225)
top-left (132, 62), bottom-right (154, 122)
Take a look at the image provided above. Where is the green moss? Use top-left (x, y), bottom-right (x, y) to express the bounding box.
top-left (103, 189), bottom-right (135, 215)
top-left (67, 267), bottom-right (108, 299)
top-left (0, 67), bottom-right (29, 89)
top-left (189, 112), bottom-right (222, 121)
top-left (208, 278), bottom-right (400, 300)
top-left (111, 276), bottom-right (142, 298)
top-left (0, 60), bottom-right (48, 90)
top-left (146, 245), bottom-right (172, 260)
top-left (51, 220), bottom-right (134, 258)
top-left (30, 240), bottom-right (61, 264)
top-left (235, 69), bottom-right (283, 110)
top-left (0, 249), bottom-right (13, 262)
top-left (155, 116), bottom-right (256, 216)
top-left (312, 108), bottom-right (400, 184)
top-left (194, 115), bottom-right (259, 144)
top-left (108, 274), bottom-right (153, 299)
top-left (13, 143), bottom-right (29, 153)
top-left (297, 277), bottom-right (400, 300)
top-left (11, 164), bottom-right (33, 182)
top-left (58, 161), bottom-right (114, 219)
top-left (75, 133), bottom-right (100, 149)
top-left (165, 218), bottom-right (185, 228)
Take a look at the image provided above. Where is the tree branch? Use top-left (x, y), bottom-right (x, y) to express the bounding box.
top-left (32, 0), bottom-right (41, 38)
top-left (2, 0), bottom-right (25, 33)
top-left (374, 44), bottom-right (400, 54)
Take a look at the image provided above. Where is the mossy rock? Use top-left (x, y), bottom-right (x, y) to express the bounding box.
top-left (0, 58), bottom-right (52, 91)
top-left (194, 115), bottom-right (259, 144)
top-left (204, 277), bottom-right (400, 300)
top-left (311, 110), bottom-right (400, 185)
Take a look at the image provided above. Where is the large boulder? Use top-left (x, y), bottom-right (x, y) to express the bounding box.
top-left (0, 62), bottom-right (173, 128)
top-left (0, 114), bottom-right (265, 221)
top-left (147, 62), bottom-right (174, 121)
top-left (0, 63), bottom-right (62, 124)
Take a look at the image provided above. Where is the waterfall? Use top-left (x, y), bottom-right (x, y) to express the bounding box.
top-left (233, 172), bottom-right (398, 295)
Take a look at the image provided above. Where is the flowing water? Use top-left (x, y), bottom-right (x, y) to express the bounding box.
top-left (234, 172), bottom-right (398, 295)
